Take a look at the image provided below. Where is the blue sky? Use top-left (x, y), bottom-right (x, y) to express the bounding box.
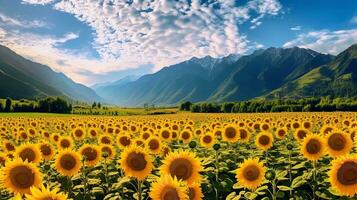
top-left (0, 0), bottom-right (356, 85)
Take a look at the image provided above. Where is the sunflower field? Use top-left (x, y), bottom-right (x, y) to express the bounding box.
top-left (0, 112), bottom-right (356, 200)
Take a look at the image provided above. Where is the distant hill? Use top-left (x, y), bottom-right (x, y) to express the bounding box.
top-left (99, 46), bottom-right (336, 106)
top-left (93, 75), bottom-right (139, 97)
top-left (265, 44), bottom-right (357, 99)
top-left (0, 45), bottom-right (102, 102)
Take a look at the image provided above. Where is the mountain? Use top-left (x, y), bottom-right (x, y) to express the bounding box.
top-left (93, 75), bottom-right (139, 97)
top-left (265, 44), bottom-right (357, 99)
top-left (102, 47), bottom-right (335, 106)
top-left (0, 45), bottom-right (102, 102)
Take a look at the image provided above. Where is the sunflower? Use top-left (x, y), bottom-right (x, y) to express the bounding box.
top-left (329, 155), bottom-right (357, 196)
top-left (301, 134), bottom-right (325, 161)
top-left (72, 128), bottom-right (86, 140)
top-left (99, 134), bottom-right (113, 145)
top-left (79, 144), bottom-right (101, 167)
top-left (188, 183), bottom-right (203, 200)
top-left (149, 175), bottom-right (188, 200)
top-left (180, 130), bottom-right (193, 144)
top-left (88, 128), bottom-right (99, 138)
top-left (294, 128), bottom-right (310, 142)
top-left (117, 135), bottom-right (132, 148)
top-left (260, 123), bottom-right (270, 132)
top-left (25, 185), bottom-right (67, 200)
top-left (16, 144), bottom-right (42, 164)
top-left (141, 131), bottom-right (151, 140)
top-left (146, 136), bottom-right (162, 154)
top-left (2, 159), bottom-right (42, 194)
top-left (238, 128), bottom-right (250, 143)
top-left (119, 146), bottom-right (153, 180)
top-left (200, 133), bottom-right (215, 148)
top-left (235, 158), bottom-right (266, 190)
top-left (222, 126), bottom-right (239, 143)
top-left (275, 128), bottom-right (287, 139)
top-left (100, 144), bottom-right (115, 160)
top-left (160, 150), bottom-right (202, 186)
top-left (58, 136), bottom-right (73, 149)
top-left (52, 133), bottom-right (60, 143)
top-left (38, 143), bottom-right (55, 161)
top-left (325, 131), bottom-right (353, 157)
top-left (255, 132), bottom-right (273, 151)
top-left (3, 140), bottom-right (15, 152)
top-left (54, 149), bottom-right (81, 177)
top-left (160, 129), bottom-right (172, 141)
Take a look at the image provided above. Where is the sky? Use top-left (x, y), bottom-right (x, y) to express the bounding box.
top-left (0, 0), bottom-right (356, 86)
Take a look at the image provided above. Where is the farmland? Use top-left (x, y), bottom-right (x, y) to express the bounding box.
top-left (0, 112), bottom-right (356, 199)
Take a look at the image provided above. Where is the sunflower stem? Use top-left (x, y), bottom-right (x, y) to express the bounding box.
top-left (312, 160), bottom-right (317, 200)
top-left (137, 179), bottom-right (143, 200)
top-left (288, 149), bottom-right (292, 197)
top-left (214, 150), bottom-right (219, 199)
top-left (272, 178), bottom-right (277, 200)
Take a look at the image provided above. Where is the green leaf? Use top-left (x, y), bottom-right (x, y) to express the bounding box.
top-left (244, 192), bottom-right (258, 200)
top-left (277, 185), bottom-right (292, 191)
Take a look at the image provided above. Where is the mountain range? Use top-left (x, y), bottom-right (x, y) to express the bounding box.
top-left (0, 45), bottom-right (102, 102)
top-left (0, 44), bottom-right (356, 106)
top-left (95, 45), bottom-right (356, 106)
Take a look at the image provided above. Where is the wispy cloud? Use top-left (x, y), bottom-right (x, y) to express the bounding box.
top-left (290, 26), bottom-right (301, 31)
top-left (283, 29), bottom-right (357, 55)
top-left (18, 0), bottom-right (282, 74)
top-left (0, 13), bottom-right (47, 28)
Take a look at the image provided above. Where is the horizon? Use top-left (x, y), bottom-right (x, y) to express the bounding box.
top-left (0, 0), bottom-right (356, 86)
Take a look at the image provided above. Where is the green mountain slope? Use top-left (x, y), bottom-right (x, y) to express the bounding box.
top-left (265, 44), bottom-right (357, 99)
top-left (0, 45), bottom-right (102, 102)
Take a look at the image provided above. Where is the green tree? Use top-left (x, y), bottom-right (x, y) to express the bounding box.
top-left (4, 98), bottom-right (12, 112)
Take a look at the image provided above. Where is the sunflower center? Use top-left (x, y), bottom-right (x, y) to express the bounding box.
top-left (9, 166), bottom-right (35, 189)
top-left (162, 131), bottom-right (170, 139)
top-left (82, 147), bottom-right (98, 161)
top-left (40, 144), bottom-right (52, 156)
top-left (75, 130), bottom-right (83, 137)
top-left (120, 137), bottom-right (131, 146)
top-left (328, 133), bottom-right (346, 151)
top-left (6, 143), bottom-right (15, 151)
top-left (102, 147), bottom-right (112, 157)
top-left (90, 130), bottom-right (97, 137)
top-left (148, 139), bottom-right (159, 150)
top-left (239, 130), bottom-right (248, 139)
top-left (243, 165), bottom-right (260, 181)
top-left (60, 154), bottom-right (77, 170)
top-left (19, 148), bottom-right (36, 162)
top-left (143, 133), bottom-right (150, 140)
top-left (225, 127), bottom-right (236, 138)
top-left (169, 158), bottom-right (193, 181)
top-left (101, 137), bottom-right (111, 144)
top-left (337, 161), bottom-right (357, 185)
top-left (161, 186), bottom-right (179, 200)
top-left (297, 130), bottom-right (307, 140)
top-left (188, 187), bottom-right (196, 200)
top-left (126, 152), bottom-right (147, 171)
top-left (306, 139), bottom-right (321, 154)
top-left (278, 130), bottom-right (285, 137)
top-left (259, 135), bottom-right (270, 145)
top-left (181, 132), bottom-right (190, 140)
top-left (262, 124), bottom-right (269, 130)
top-left (60, 139), bottom-right (70, 148)
top-left (203, 135), bottom-right (212, 143)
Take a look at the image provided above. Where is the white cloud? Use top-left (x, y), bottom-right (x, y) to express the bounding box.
top-left (290, 26), bottom-right (301, 31)
top-left (13, 0), bottom-right (282, 84)
top-left (283, 29), bottom-right (357, 55)
top-left (0, 13), bottom-right (47, 28)
top-left (351, 16), bottom-right (357, 24)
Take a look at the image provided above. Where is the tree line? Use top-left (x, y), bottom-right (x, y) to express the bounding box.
top-left (0, 97), bottom-right (72, 114)
top-left (180, 97), bottom-right (357, 113)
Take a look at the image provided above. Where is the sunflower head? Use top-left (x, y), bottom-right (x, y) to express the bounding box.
top-left (80, 144), bottom-right (101, 167)
top-left (2, 159), bottom-right (42, 194)
top-left (100, 144), bottom-right (115, 160)
top-left (149, 175), bottom-right (188, 200)
top-left (119, 146), bottom-right (153, 180)
top-left (54, 149), bottom-right (81, 177)
top-left (329, 155), bottom-right (357, 197)
top-left (38, 143), bottom-right (55, 161)
top-left (16, 143), bottom-right (42, 164)
top-left (147, 136), bottom-right (162, 154)
top-left (200, 133), bottom-right (215, 148)
top-left (160, 150), bottom-right (202, 186)
top-left (222, 126), bottom-right (239, 143)
top-left (326, 131), bottom-right (353, 157)
top-left (300, 134), bottom-right (325, 161)
top-left (235, 158), bottom-right (266, 190)
top-left (188, 183), bottom-right (203, 200)
top-left (25, 185), bottom-right (67, 200)
top-left (255, 132), bottom-right (273, 151)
